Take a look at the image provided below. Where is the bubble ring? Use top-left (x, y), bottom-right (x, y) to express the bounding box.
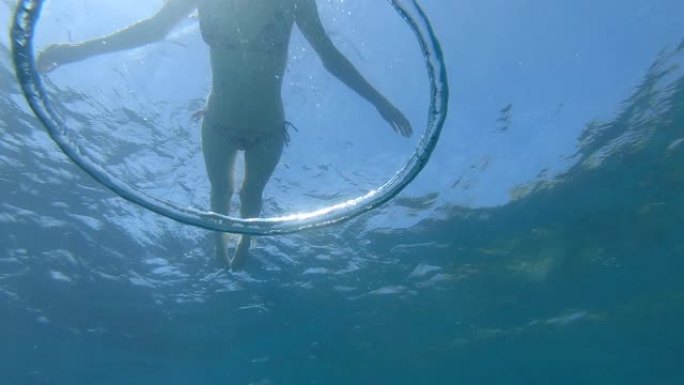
top-left (11, 0), bottom-right (448, 235)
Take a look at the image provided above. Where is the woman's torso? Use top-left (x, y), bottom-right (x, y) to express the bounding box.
top-left (198, 0), bottom-right (298, 130)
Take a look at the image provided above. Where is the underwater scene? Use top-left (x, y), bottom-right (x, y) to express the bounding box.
top-left (1, 0), bottom-right (684, 384)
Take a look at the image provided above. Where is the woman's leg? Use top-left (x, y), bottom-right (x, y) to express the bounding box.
top-left (202, 119), bottom-right (238, 265)
top-left (230, 128), bottom-right (285, 270)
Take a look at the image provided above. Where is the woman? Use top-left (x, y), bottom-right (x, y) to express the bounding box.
top-left (38, 0), bottom-right (412, 270)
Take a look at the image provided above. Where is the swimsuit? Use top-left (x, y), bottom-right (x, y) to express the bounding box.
top-left (215, 121), bottom-right (297, 151)
top-left (198, 0), bottom-right (299, 150)
top-left (198, 0), bottom-right (295, 51)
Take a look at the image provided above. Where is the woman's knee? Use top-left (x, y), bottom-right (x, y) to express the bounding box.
top-left (211, 181), bottom-right (234, 196)
top-left (239, 184), bottom-right (264, 203)
top-left (207, 176), bottom-right (235, 201)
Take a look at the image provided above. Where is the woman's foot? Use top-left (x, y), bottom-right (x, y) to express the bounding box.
top-left (230, 236), bottom-right (251, 271)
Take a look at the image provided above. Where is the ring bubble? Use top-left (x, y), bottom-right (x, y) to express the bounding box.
top-left (11, 0), bottom-right (448, 235)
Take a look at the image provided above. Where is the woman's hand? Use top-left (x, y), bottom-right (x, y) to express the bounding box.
top-left (36, 43), bottom-right (84, 73)
top-left (378, 102), bottom-right (413, 138)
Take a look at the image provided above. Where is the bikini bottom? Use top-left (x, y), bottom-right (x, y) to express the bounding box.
top-left (220, 121), bottom-right (297, 151)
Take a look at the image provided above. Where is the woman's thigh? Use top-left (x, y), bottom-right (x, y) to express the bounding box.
top-left (201, 118), bottom-right (239, 188)
top-left (242, 125), bottom-right (285, 194)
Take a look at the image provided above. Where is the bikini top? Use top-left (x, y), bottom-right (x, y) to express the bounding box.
top-left (198, 0), bottom-right (298, 51)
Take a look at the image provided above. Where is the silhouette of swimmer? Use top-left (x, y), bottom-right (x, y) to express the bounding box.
top-left (38, 0), bottom-right (412, 270)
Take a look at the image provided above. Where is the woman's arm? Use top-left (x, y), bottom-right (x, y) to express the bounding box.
top-left (38, 0), bottom-right (198, 72)
top-left (295, 0), bottom-right (412, 137)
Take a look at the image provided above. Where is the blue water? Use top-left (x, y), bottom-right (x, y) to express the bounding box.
top-left (2, 1), bottom-right (684, 384)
